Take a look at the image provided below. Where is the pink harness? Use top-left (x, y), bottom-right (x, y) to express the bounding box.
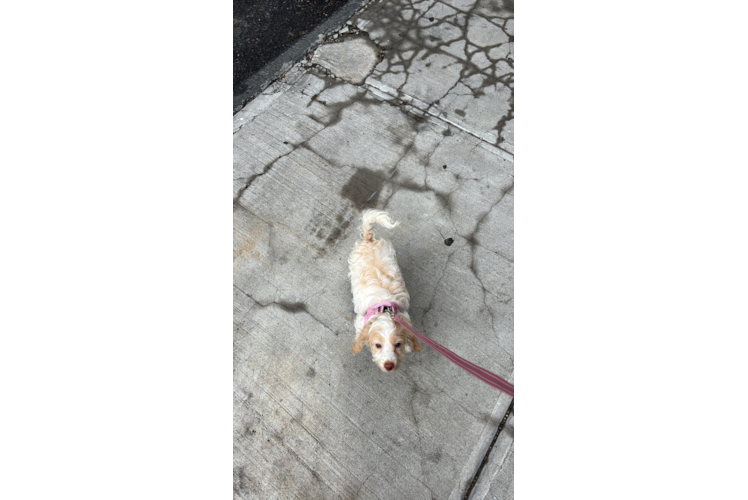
top-left (364, 302), bottom-right (514, 398)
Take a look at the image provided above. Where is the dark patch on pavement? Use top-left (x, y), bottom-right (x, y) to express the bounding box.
top-left (340, 167), bottom-right (386, 208)
top-left (278, 301), bottom-right (308, 314)
top-left (306, 209), bottom-right (352, 246)
top-left (325, 213), bottom-right (352, 245)
top-left (426, 449), bottom-right (442, 463)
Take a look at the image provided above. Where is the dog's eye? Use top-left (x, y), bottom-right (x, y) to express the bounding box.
top-left (375, 343), bottom-right (382, 349)
top-left (395, 342), bottom-right (401, 348)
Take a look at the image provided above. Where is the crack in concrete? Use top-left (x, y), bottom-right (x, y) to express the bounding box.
top-left (456, 181), bottom-right (514, 336)
top-left (466, 238), bottom-right (513, 264)
top-left (303, 27), bottom-right (387, 90)
top-left (422, 140), bottom-right (481, 200)
top-left (235, 82), bottom-right (383, 209)
top-left (339, 0), bottom-right (514, 150)
top-left (464, 238), bottom-right (500, 332)
top-left (462, 401), bottom-right (513, 500)
top-left (493, 76), bottom-right (514, 140)
top-left (233, 285), bottom-right (338, 337)
top-left (233, 152), bottom-right (287, 205)
top-left (419, 249), bottom-right (454, 321)
top-left (304, 60), bottom-right (511, 167)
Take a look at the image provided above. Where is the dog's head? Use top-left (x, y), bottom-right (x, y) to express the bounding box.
top-left (351, 315), bottom-right (422, 372)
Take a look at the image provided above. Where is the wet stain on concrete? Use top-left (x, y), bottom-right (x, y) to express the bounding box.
top-left (306, 209), bottom-right (353, 247)
top-left (325, 226), bottom-right (344, 244)
top-left (340, 167), bottom-right (386, 208)
top-left (326, 213), bottom-right (352, 245)
top-left (320, 213), bottom-right (351, 246)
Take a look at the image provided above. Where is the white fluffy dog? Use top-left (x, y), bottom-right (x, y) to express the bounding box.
top-left (348, 210), bottom-right (421, 372)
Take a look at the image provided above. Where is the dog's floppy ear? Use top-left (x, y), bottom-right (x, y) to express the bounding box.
top-left (405, 329), bottom-right (422, 352)
top-left (351, 323), bottom-right (371, 354)
top-left (397, 318), bottom-right (422, 352)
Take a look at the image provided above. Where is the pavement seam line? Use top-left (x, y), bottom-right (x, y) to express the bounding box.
top-left (463, 400), bottom-right (513, 500)
top-left (365, 77), bottom-right (511, 155)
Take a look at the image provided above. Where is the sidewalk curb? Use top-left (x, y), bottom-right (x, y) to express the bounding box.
top-left (233, 0), bottom-right (374, 114)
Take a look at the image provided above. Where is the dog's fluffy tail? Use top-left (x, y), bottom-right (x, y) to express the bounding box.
top-left (361, 209), bottom-right (399, 242)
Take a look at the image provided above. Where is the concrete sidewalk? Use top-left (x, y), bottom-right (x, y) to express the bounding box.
top-left (233, 0), bottom-right (513, 497)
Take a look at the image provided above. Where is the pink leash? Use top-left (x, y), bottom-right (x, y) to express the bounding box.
top-left (364, 302), bottom-right (527, 399)
top-left (392, 316), bottom-right (527, 399)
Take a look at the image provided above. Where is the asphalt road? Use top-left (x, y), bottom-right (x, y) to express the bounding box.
top-left (233, 0), bottom-right (351, 95)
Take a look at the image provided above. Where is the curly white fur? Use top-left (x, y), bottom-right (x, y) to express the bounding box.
top-left (348, 210), bottom-right (421, 372)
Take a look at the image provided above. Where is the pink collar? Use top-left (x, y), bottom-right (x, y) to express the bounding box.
top-left (364, 301), bottom-right (400, 324)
